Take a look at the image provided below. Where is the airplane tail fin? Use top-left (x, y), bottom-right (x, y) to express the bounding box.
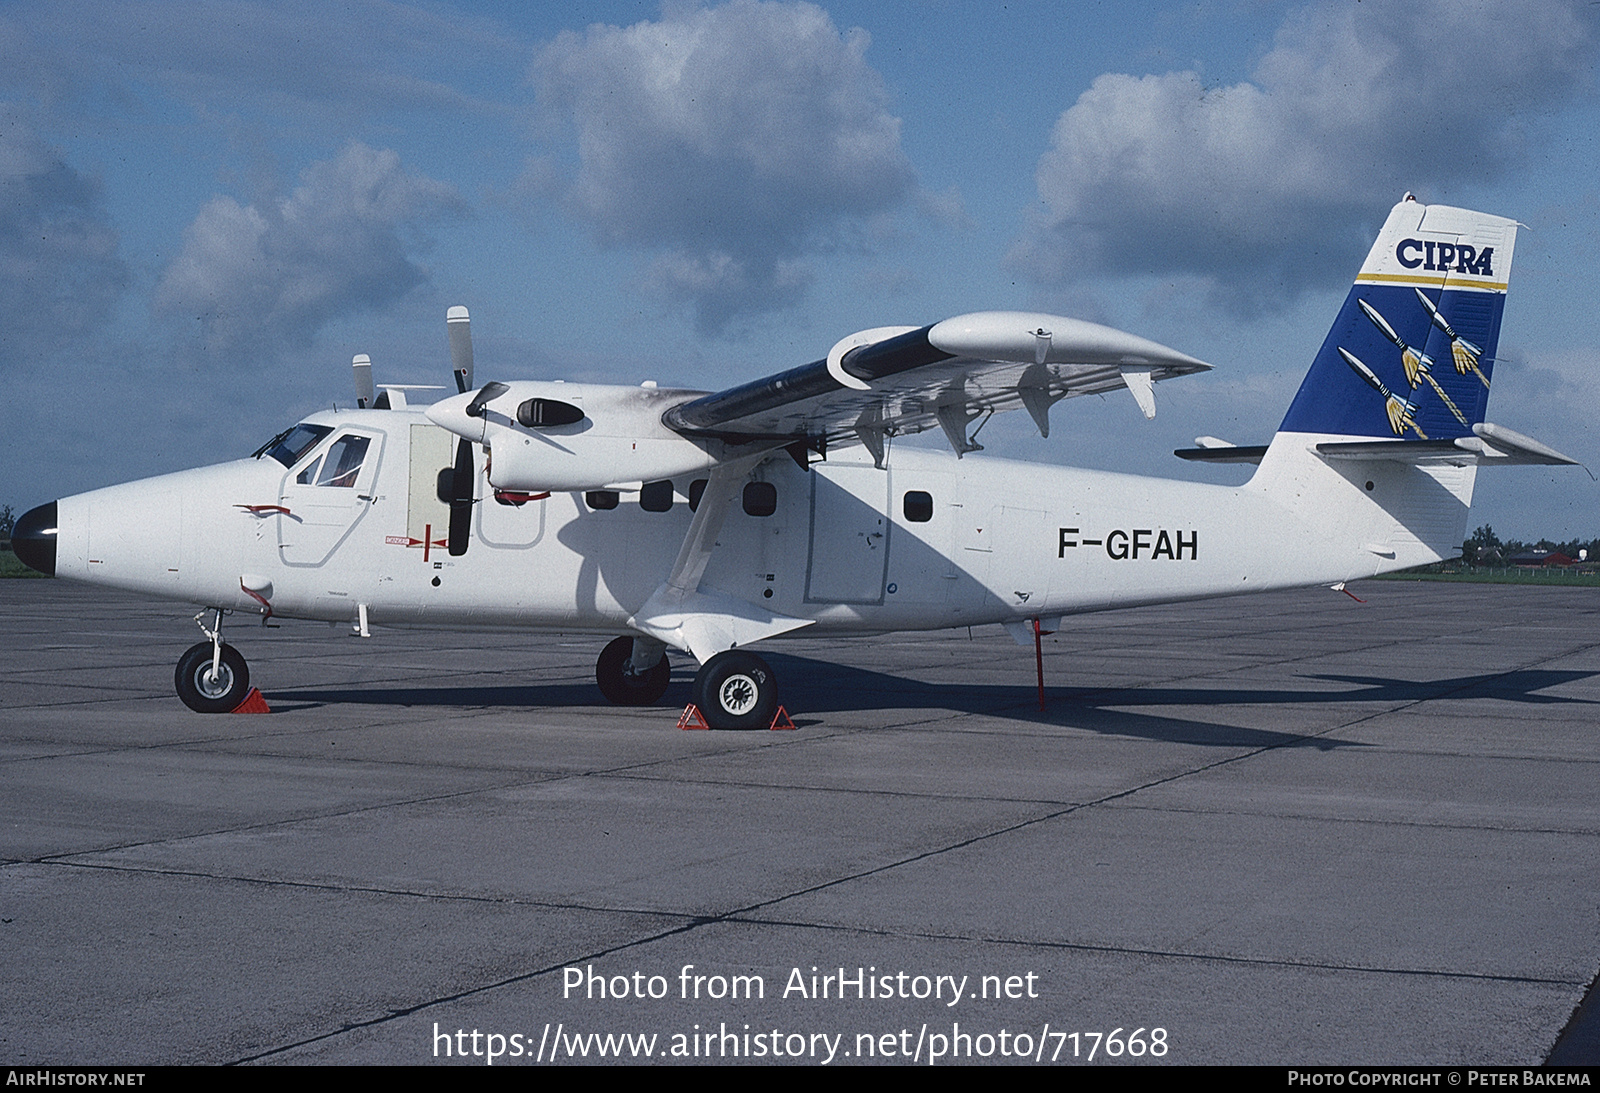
top-left (1250, 196), bottom-right (1521, 571)
top-left (1276, 194), bottom-right (1516, 441)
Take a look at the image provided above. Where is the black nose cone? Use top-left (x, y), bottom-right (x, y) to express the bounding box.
top-left (12, 502), bottom-right (57, 576)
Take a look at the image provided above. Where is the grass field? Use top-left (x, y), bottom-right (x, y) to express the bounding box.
top-left (1374, 566), bottom-right (1600, 586)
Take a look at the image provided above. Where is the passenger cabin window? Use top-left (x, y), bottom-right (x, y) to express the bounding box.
top-left (640, 480), bottom-right (674, 512)
top-left (742, 482), bottom-right (777, 517)
top-left (585, 490), bottom-right (619, 510)
top-left (257, 424), bottom-right (331, 468)
top-left (903, 490), bottom-right (933, 522)
top-left (688, 479), bottom-right (708, 512)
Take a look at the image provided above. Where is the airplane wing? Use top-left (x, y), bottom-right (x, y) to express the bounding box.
top-left (661, 311), bottom-right (1210, 461)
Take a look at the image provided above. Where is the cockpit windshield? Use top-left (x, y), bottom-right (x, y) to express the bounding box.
top-left (254, 424), bottom-right (333, 468)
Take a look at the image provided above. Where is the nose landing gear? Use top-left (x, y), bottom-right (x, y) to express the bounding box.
top-left (175, 609), bottom-right (251, 713)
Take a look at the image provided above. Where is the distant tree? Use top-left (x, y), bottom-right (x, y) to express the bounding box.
top-left (1459, 526), bottom-right (1600, 565)
top-left (1463, 525), bottom-right (1501, 564)
top-left (0, 504), bottom-right (13, 540)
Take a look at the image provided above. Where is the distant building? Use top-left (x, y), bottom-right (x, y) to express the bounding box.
top-left (1506, 549), bottom-right (1575, 567)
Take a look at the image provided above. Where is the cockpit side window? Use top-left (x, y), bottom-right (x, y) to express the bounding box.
top-left (258, 424), bottom-right (332, 467)
top-left (311, 435), bottom-right (372, 487)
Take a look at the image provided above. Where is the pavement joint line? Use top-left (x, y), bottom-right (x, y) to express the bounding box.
top-left (1359, 746), bottom-right (1600, 765)
top-left (716, 913), bottom-right (1589, 988)
top-left (1106, 802), bottom-right (1600, 838)
top-left (224, 916), bottom-right (719, 1066)
top-left (601, 767), bottom-right (1129, 808)
top-left (15, 856), bottom-right (716, 922)
top-left (18, 774), bottom-right (564, 865)
top-left (14, 737), bottom-right (868, 865)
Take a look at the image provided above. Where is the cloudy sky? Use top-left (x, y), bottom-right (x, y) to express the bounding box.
top-left (3, 0), bottom-right (1597, 539)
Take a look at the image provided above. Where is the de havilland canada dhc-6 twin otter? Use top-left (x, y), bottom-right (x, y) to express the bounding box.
top-left (10, 196), bottom-right (1584, 727)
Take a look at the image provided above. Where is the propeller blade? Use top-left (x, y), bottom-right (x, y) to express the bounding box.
top-left (352, 354), bottom-right (374, 408)
top-left (465, 381), bottom-right (509, 418)
top-left (448, 438), bottom-right (474, 557)
top-left (448, 306), bottom-right (473, 394)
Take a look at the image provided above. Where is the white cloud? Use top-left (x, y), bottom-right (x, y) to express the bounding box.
top-left (530, 0), bottom-right (915, 331)
top-left (0, 108), bottom-right (127, 371)
top-left (1016, 0), bottom-right (1599, 306)
top-left (156, 144), bottom-right (462, 355)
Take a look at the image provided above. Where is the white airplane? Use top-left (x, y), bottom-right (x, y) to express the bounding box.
top-left (10, 196), bottom-right (1581, 727)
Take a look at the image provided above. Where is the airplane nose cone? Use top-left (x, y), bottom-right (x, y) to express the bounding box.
top-left (11, 501), bottom-right (57, 576)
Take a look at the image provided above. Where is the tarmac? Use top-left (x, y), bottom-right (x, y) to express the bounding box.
top-left (2, 577), bottom-right (1598, 1066)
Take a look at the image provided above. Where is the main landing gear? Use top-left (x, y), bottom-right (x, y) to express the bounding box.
top-left (595, 638), bottom-right (778, 729)
top-left (175, 609), bottom-right (250, 712)
top-left (595, 636), bottom-right (672, 706)
top-left (691, 649), bottom-right (778, 730)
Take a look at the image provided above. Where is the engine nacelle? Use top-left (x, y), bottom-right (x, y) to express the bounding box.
top-left (428, 380), bottom-right (722, 493)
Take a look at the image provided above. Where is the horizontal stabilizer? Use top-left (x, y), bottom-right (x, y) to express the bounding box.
top-left (1470, 422), bottom-right (1581, 466)
top-left (1315, 422), bottom-right (1581, 468)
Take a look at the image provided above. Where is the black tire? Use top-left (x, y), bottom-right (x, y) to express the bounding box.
top-left (596, 636), bottom-right (671, 706)
top-left (691, 650), bottom-right (777, 730)
top-left (175, 641), bottom-right (250, 713)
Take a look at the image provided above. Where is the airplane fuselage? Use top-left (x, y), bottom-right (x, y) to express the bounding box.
top-left (47, 407), bottom-right (1442, 639)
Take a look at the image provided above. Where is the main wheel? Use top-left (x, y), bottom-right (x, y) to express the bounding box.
top-left (175, 642), bottom-right (250, 713)
top-left (691, 650), bottom-right (777, 730)
top-left (595, 636), bottom-right (671, 706)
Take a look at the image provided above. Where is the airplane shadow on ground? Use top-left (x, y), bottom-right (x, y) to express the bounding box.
top-left (264, 655), bottom-right (1600, 753)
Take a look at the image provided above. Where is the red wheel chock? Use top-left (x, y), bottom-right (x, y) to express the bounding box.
top-left (231, 687), bottom-right (271, 714)
top-left (677, 703), bottom-right (797, 730)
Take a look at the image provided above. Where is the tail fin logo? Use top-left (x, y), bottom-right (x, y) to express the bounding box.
top-left (1395, 239), bottom-right (1494, 277)
top-left (1344, 295), bottom-right (1473, 435)
top-left (1413, 288), bottom-right (1489, 387)
top-left (1337, 348), bottom-right (1428, 438)
top-left (1277, 197), bottom-right (1514, 441)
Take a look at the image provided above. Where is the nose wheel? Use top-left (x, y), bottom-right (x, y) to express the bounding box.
top-left (691, 650), bottom-right (777, 730)
top-left (175, 641), bottom-right (250, 713)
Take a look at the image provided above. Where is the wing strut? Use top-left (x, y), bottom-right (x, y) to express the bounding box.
top-left (627, 455), bottom-right (813, 662)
